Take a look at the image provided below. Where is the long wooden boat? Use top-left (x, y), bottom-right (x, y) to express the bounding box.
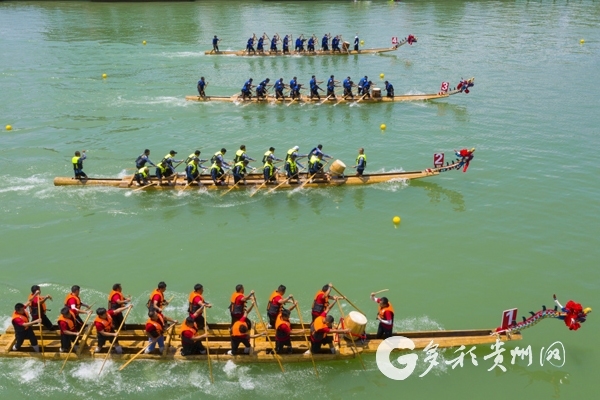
top-left (204, 37), bottom-right (413, 57)
top-left (185, 78), bottom-right (474, 104)
top-left (53, 161), bottom-right (463, 191)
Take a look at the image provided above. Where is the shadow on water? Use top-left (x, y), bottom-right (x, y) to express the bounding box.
top-left (410, 180), bottom-right (466, 212)
top-left (428, 101), bottom-right (470, 122)
top-left (511, 364), bottom-right (571, 399)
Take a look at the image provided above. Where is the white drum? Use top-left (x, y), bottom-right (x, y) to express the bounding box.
top-left (344, 311), bottom-right (367, 339)
top-left (372, 88), bottom-right (381, 98)
top-left (329, 159), bottom-right (346, 176)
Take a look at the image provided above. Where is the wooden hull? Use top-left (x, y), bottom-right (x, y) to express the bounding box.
top-left (204, 41), bottom-right (407, 57)
top-left (53, 163), bottom-right (462, 190)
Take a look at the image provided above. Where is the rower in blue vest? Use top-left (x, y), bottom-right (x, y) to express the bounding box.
top-left (197, 77), bottom-right (207, 98)
top-left (354, 34), bottom-right (360, 51)
top-left (331, 35), bottom-right (341, 52)
top-left (307, 35), bottom-right (316, 52)
top-left (241, 78), bottom-right (254, 100)
top-left (384, 81), bottom-right (394, 98)
top-left (210, 159), bottom-right (226, 186)
top-left (353, 148), bottom-right (367, 177)
top-left (343, 76), bottom-right (354, 99)
top-left (289, 77), bottom-right (301, 99)
top-left (270, 34), bottom-right (279, 53)
top-left (321, 33), bottom-right (331, 51)
top-left (246, 34), bottom-right (256, 54)
top-left (72, 150), bottom-right (87, 179)
top-left (357, 76), bottom-right (368, 95)
top-left (274, 78), bottom-right (286, 99)
top-left (185, 158), bottom-right (202, 185)
top-left (257, 36), bottom-right (265, 54)
top-left (326, 75), bottom-right (338, 99)
top-left (283, 35), bottom-right (290, 54)
top-left (362, 80), bottom-right (373, 98)
top-left (308, 145), bottom-right (332, 161)
top-left (135, 149), bottom-right (156, 169)
top-left (256, 78), bottom-right (270, 99)
top-left (295, 35), bottom-right (305, 52)
top-left (309, 75), bottom-right (323, 100)
top-left (212, 35), bottom-right (220, 53)
top-left (263, 156), bottom-right (278, 184)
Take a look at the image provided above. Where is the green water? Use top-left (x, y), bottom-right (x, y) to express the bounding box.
top-left (0, 1), bottom-right (598, 398)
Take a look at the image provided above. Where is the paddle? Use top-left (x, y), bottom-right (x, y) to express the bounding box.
top-left (336, 301), bottom-right (365, 370)
top-left (127, 174), bottom-right (136, 188)
top-left (98, 305), bottom-right (133, 375)
top-left (268, 177), bottom-right (291, 193)
top-left (180, 167), bottom-right (207, 192)
top-left (355, 93), bottom-right (368, 104)
top-left (118, 323), bottom-right (176, 372)
top-left (132, 182), bottom-right (156, 192)
top-left (297, 160), bottom-right (330, 190)
top-left (60, 303), bottom-right (96, 372)
top-left (37, 295), bottom-right (45, 365)
top-left (203, 307), bottom-right (214, 383)
top-left (319, 95), bottom-right (333, 105)
top-left (286, 95), bottom-right (300, 107)
top-left (372, 289), bottom-right (389, 295)
top-left (163, 320), bottom-right (178, 356)
top-left (294, 302), bottom-right (319, 377)
top-left (251, 297), bottom-right (285, 373)
top-left (331, 286), bottom-right (364, 315)
top-left (249, 180), bottom-right (269, 198)
top-left (221, 178), bottom-right (244, 196)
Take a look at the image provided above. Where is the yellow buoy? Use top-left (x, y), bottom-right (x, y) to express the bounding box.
top-left (580, 39), bottom-right (585, 44)
top-left (6, 125), bottom-right (12, 131)
top-left (143, 40), bottom-right (147, 45)
top-left (380, 73), bottom-right (384, 79)
top-left (393, 216), bottom-right (401, 225)
top-left (360, 40), bottom-right (364, 46)
top-left (380, 123), bottom-right (387, 131)
top-left (102, 73), bottom-right (107, 79)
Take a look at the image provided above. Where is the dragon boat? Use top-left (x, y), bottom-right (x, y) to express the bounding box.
top-left (185, 78), bottom-right (474, 104)
top-left (53, 158), bottom-right (466, 191)
top-left (204, 35), bottom-right (416, 57)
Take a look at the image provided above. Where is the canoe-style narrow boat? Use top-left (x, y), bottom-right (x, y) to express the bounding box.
top-left (53, 159), bottom-right (464, 191)
top-left (185, 78), bottom-right (474, 104)
top-left (204, 36), bottom-right (415, 57)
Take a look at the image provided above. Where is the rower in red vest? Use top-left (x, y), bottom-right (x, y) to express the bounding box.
top-left (227, 301), bottom-right (265, 355)
top-left (147, 281), bottom-right (169, 314)
top-left (306, 298), bottom-right (348, 355)
top-left (188, 283), bottom-right (212, 328)
top-left (26, 285), bottom-right (53, 330)
top-left (311, 283), bottom-right (338, 321)
top-left (94, 305), bottom-right (131, 354)
top-left (11, 303), bottom-right (41, 352)
top-left (454, 148), bottom-right (475, 172)
top-left (108, 283), bottom-right (131, 330)
top-left (266, 285), bottom-right (294, 328)
top-left (57, 306), bottom-right (79, 352)
top-left (180, 316), bottom-right (208, 356)
top-left (275, 305), bottom-right (305, 354)
top-left (370, 293), bottom-right (395, 339)
top-left (229, 284), bottom-right (255, 327)
top-left (64, 285), bottom-right (91, 328)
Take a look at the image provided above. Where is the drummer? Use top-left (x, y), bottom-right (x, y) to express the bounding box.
top-left (306, 298), bottom-right (348, 355)
top-left (311, 283), bottom-right (337, 322)
top-left (352, 148), bottom-right (366, 177)
top-left (370, 292), bottom-right (394, 339)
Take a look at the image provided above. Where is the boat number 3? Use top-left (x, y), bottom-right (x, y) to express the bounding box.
top-left (440, 82), bottom-right (449, 93)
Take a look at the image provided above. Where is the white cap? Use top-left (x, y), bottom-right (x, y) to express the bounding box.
top-left (293, 146), bottom-right (299, 150)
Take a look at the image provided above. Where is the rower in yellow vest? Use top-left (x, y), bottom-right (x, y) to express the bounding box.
top-left (211, 159), bottom-right (226, 185)
top-left (263, 155), bottom-right (278, 183)
top-left (185, 158), bottom-right (201, 185)
top-left (233, 145), bottom-right (256, 163)
top-left (353, 148), bottom-right (367, 176)
top-left (233, 160), bottom-right (250, 184)
top-left (72, 150), bottom-right (87, 179)
top-left (285, 153), bottom-right (303, 183)
top-left (263, 147), bottom-right (283, 163)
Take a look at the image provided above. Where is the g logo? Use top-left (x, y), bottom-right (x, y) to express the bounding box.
top-left (376, 336), bottom-right (418, 381)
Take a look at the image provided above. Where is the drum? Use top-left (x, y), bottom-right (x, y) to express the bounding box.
top-left (372, 88), bottom-right (381, 98)
top-left (329, 159), bottom-right (346, 176)
top-left (344, 311), bottom-right (367, 339)
top-left (342, 41), bottom-right (350, 51)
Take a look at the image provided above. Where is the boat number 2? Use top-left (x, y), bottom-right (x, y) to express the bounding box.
top-left (434, 153), bottom-right (444, 167)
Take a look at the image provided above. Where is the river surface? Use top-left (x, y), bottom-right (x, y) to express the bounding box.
top-left (0, 1), bottom-right (598, 399)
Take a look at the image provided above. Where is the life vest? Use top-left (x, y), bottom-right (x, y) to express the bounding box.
top-left (137, 167), bottom-right (149, 177)
top-left (135, 154), bottom-right (147, 168)
top-left (210, 162), bottom-right (223, 174)
top-left (275, 314), bottom-right (291, 340)
top-left (211, 151), bottom-right (224, 164)
top-left (286, 148), bottom-right (296, 161)
top-left (229, 292), bottom-right (245, 315)
top-left (263, 151), bottom-right (273, 163)
top-left (94, 313), bottom-right (113, 333)
top-left (180, 322), bottom-right (198, 345)
top-left (157, 161), bottom-right (169, 173)
top-left (356, 154), bottom-right (367, 168)
top-left (312, 291), bottom-right (329, 314)
top-left (146, 313), bottom-right (165, 335)
top-left (72, 156), bottom-right (83, 170)
top-left (64, 293), bottom-right (82, 313)
top-left (378, 302), bottom-right (395, 328)
top-left (263, 162), bottom-right (275, 177)
top-left (232, 319), bottom-right (249, 337)
top-left (12, 310), bottom-right (30, 331)
top-left (108, 290), bottom-right (124, 310)
top-left (233, 161), bottom-right (246, 176)
top-left (162, 154), bottom-right (174, 164)
top-left (186, 153), bottom-right (197, 163)
top-left (309, 155), bottom-right (321, 169)
top-left (188, 291), bottom-right (204, 315)
top-left (58, 314), bottom-right (76, 333)
top-left (310, 316), bottom-right (328, 342)
top-left (267, 291), bottom-right (282, 316)
top-left (28, 293), bottom-right (46, 315)
top-left (187, 161), bottom-right (198, 175)
top-left (234, 150), bottom-right (246, 163)
top-left (286, 159), bottom-right (298, 174)
top-left (147, 289), bottom-right (164, 310)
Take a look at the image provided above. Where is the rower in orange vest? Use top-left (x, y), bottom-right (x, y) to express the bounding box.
top-left (266, 285), bottom-right (294, 328)
top-left (275, 305), bottom-right (305, 354)
top-left (147, 281), bottom-right (169, 314)
top-left (64, 285), bottom-right (92, 328)
top-left (108, 283), bottom-right (131, 330)
top-left (145, 310), bottom-right (178, 354)
top-left (229, 284), bottom-right (255, 327)
top-left (188, 283), bottom-right (212, 328)
top-left (94, 305), bottom-right (131, 354)
top-left (26, 285), bottom-right (53, 330)
top-left (306, 297), bottom-right (348, 355)
top-left (57, 306), bottom-right (79, 352)
top-left (370, 292), bottom-right (395, 339)
top-left (11, 303), bottom-right (41, 352)
top-left (227, 301), bottom-right (265, 355)
top-left (311, 283), bottom-right (340, 321)
top-left (180, 316), bottom-right (208, 356)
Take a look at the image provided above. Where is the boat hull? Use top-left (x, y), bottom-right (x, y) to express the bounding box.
top-left (204, 42), bottom-right (406, 57)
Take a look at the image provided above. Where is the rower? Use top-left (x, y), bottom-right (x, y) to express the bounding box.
top-left (353, 148), bottom-right (367, 177)
top-left (135, 166), bottom-right (150, 186)
top-left (308, 153), bottom-right (326, 175)
top-left (286, 146), bottom-right (307, 162)
top-left (186, 157), bottom-right (201, 185)
top-left (72, 150), bottom-right (87, 179)
top-left (321, 33), bottom-right (330, 51)
top-left (57, 307), bottom-right (78, 352)
top-left (282, 35), bottom-right (290, 54)
top-left (147, 281), bottom-right (169, 314)
top-left (285, 153), bottom-right (303, 183)
top-left (311, 283), bottom-right (335, 322)
top-left (309, 75), bottom-right (322, 100)
top-left (108, 283), bottom-right (131, 330)
top-left (186, 150), bottom-right (205, 164)
top-left (155, 159), bottom-right (173, 186)
top-left (270, 34), bottom-right (279, 53)
top-left (180, 316), bottom-right (208, 356)
top-left (454, 148), bottom-right (475, 172)
top-left (232, 159), bottom-right (250, 185)
top-left (354, 33), bottom-right (360, 51)
top-left (274, 78), bottom-right (286, 99)
top-left (263, 147), bottom-right (282, 163)
top-left (188, 283), bottom-right (211, 328)
top-left (227, 301), bottom-right (264, 355)
top-left (144, 310), bottom-right (177, 354)
top-left (256, 78), bottom-right (270, 99)
top-left (362, 80), bottom-right (373, 98)
top-left (308, 144), bottom-right (333, 161)
top-left (197, 77), bottom-right (208, 98)
top-left (135, 149), bottom-right (156, 169)
top-left (357, 76), bottom-right (368, 95)
top-left (370, 292), bottom-right (394, 339)
top-left (229, 284), bottom-right (255, 326)
top-left (307, 35), bottom-right (316, 52)
top-left (384, 80), bottom-right (395, 98)
top-left (263, 155), bottom-right (278, 183)
top-left (326, 75), bottom-right (338, 99)
top-left (343, 76), bottom-right (354, 99)
top-left (275, 307), bottom-right (303, 354)
top-left (234, 144), bottom-right (255, 163)
top-left (162, 150), bottom-right (182, 175)
top-left (212, 35), bottom-right (220, 52)
top-left (266, 285), bottom-right (294, 328)
top-left (257, 34), bottom-right (265, 54)
top-left (94, 305), bottom-right (130, 354)
top-left (11, 303), bottom-right (41, 352)
top-left (306, 298), bottom-right (348, 355)
top-left (241, 78), bottom-right (254, 100)
top-left (210, 159), bottom-right (226, 185)
top-left (65, 285), bottom-right (91, 328)
top-left (295, 35), bottom-right (305, 52)
top-left (26, 285), bottom-right (53, 331)
top-left (211, 148), bottom-right (230, 168)
top-left (246, 34), bottom-right (256, 54)
top-left (289, 76), bottom-right (300, 99)
top-left (331, 35), bottom-right (341, 52)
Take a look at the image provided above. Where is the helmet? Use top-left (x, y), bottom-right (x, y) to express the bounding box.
top-left (470, 148), bottom-right (476, 152)
top-left (584, 307), bottom-right (592, 314)
top-left (293, 146), bottom-right (299, 150)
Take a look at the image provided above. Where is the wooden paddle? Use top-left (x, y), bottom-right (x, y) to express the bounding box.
top-left (297, 160), bottom-right (330, 190)
top-left (251, 298), bottom-right (284, 373)
top-left (319, 95), bottom-right (332, 105)
top-left (268, 177), bottom-right (291, 193)
top-left (331, 286), bottom-right (365, 315)
top-left (203, 307), bottom-right (214, 383)
top-left (249, 180), bottom-right (269, 198)
top-left (180, 168), bottom-right (206, 192)
top-left (163, 320), bottom-right (178, 356)
top-left (221, 178), bottom-right (244, 196)
top-left (118, 323), bottom-right (176, 371)
top-left (60, 303), bottom-right (96, 372)
top-left (126, 174), bottom-right (136, 188)
top-left (37, 296), bottom-right (45, 365)
top-left (98, 305), bottom-right (133, 375)
top-left (355, 93), bottom-right (368, 104)
top-left (336, 301), bottom-right (365, 370)
top-left (372, 289), bottom-right (389, 295)
top-left (294, 302), bottom-right (318, 377)
top-left (132, 182), bottom-right (156, 192)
